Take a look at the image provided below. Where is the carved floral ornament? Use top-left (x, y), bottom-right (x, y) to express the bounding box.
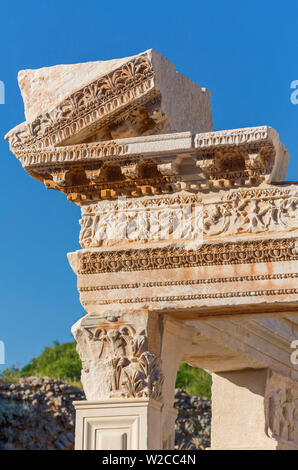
top-left (78, 324), bottom-right (164, 400)
top-left (78, 238), bottom-right (298, 274)
top-left (7, 54), bottom-right (156, 150)
top-left (5, 53), bottom-right (177, 202)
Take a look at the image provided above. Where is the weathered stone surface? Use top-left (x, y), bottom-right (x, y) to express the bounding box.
top-left (18, 54), bottom-right (139, 122)
top-left (72, 314), bottom-right (193, 449)
top-left (189, 315), bottom-right (298, 379)
top-left (210, 369), bottom-right (298, 450)
top-left (72, 311), bottom-right (164, 402)
top-left (8, 49), bottom-right (212, 146)
top-left (211, 369), bottom-right (277, 450)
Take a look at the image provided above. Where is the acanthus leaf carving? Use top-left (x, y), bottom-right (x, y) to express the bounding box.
top-left (80, 324), bottom-right (164, 400)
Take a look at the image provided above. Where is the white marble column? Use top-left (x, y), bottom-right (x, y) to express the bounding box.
top-left (72, 312), bottom-right (193, 450)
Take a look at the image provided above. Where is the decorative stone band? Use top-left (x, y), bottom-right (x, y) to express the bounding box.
top-left (78, 272), bottom-right (298, 292)
top-left (6, 126), bottom-right (289, 202)
top-left (82, 288), bottom-right (298, 307)
top-left (195, 127), bottom-right (279, 149)
top-left (78, 238), bottom-right (297, 274)
top-left (10, 126), bottom-right (284, 165)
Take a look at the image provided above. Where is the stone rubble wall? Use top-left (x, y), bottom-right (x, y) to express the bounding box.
top-left (0, 377), bottom-right (211, 450)
top-left (0, 377), bottom-right (84, 450)
top-left (174, 388), bottom-right (211, 450)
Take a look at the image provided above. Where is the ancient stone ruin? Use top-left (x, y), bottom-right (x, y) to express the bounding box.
top-left (5, 49), bottom-right (298, 450)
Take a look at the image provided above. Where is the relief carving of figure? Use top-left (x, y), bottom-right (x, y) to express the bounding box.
top-left (79, 324), bottom-right (164, 400)
top-left (265, 373), bottom-right (298, 446)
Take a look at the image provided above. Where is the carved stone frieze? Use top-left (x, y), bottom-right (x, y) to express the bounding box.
top-left (81, 288), bottom-right (298, 307)
top-left (6, 53), bottom-right (156, 150)
top-left (79, 191), bottom-right (203, 247)
top-left (203, 186), bottom-right (298, 237)
top-left (78, 273), bottom-right (298, 292)
top-left (78, 186), bottom-right (298, 248)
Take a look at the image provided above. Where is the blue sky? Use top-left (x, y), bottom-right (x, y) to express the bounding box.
top-left (0, 0), bottom-right (297, 369)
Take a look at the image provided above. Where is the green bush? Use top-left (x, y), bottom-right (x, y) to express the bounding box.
top-left (20, 341), bottom-right (82, 383)
top-left (0, 365), bottom-right (20, 384)
top-left (0, 341), bottom-right (81, 386)
top-left (1, 342), bottom-right (212, 398)
top-left (176, 363), bottom-right (212, 398)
